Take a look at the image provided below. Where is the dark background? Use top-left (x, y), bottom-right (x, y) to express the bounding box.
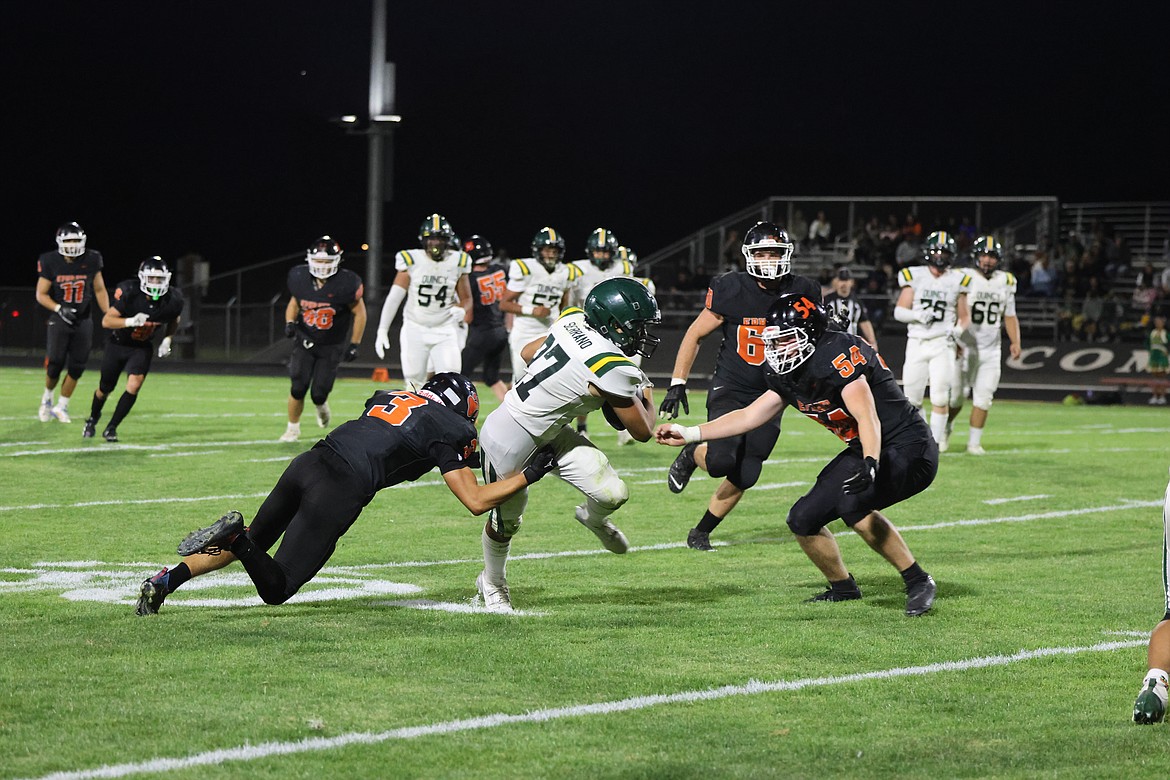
top-left (8, 2), bottom-right (1169, 284)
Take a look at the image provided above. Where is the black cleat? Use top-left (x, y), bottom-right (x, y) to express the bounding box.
top-left (136, 568), bottom-right (170, 616)
top-left (806, 585), bottom-right (863, 603)
top-left (1134, 679), bottom-right (1166, 724)
top-left (668, 442), bottom-right (699, 494)
top-left (686, 528), bottom-right (715, 551)
top-left (82, 417), bottom-right (97, 439)
top-left (102, 426), bottom-right (118, 442)
top-left (177, 510), bottom-right (245, 556)
top-left (905, 574), bottom-right (937, 616)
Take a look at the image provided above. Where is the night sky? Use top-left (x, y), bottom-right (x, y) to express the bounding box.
top-left (10, 2), bottom-right (1169, 284)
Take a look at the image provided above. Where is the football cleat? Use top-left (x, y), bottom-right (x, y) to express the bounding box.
top-left (102, 427), bottom-right (119, 443)
top-left (615, 429), bottom-right (634, 446)
top-left (905, 574), bottom-right (937, 617)
top-left (82, 418), bottom-right (97, 438)
top-left (575, 505), bottom-right (629, 554)
top-left (1134, 679), bottom-right (1167, 724)
top-left (315, 402), bottom-right (331, 428)
top-left (806, 585), bottom-right (863, 603)
top-left (136, 568), bottom-right (170, 616)
top-left (967, 444), bottom-right (986, 455)
top-left (278, 428), bottom-right (299, 443)
top-left (51, 406), bottom-right (72, 423)
top-left (668, 442), bottom-right (699, 494)
top-left (475, 571), bottom-right (513, 613)
top-left (177, 510), bottom-right (245, 556)
top-left (686, 528), bottom-right (715, 552)
top-left (38, 401), bottom-right (52, 422)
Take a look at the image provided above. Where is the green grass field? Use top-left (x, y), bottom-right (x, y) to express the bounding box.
top-left (2, 365), bottom-right (1170, 779)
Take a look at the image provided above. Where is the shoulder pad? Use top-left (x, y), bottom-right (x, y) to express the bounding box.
top-left (558, 306), bottom-right (585, 320)
top-left (568, 264), bottom-right (583, 281)
top-left (899, 267), bottom-right (913, 285)
top-left (960, 274), bottom-right (972, 287)
top-left (398, 250), bottom-right (414, 267)
top-left (458, 252), bottom-right (470, 269)
top-left (1006, 272), bottom-right (1017, 287)
top-left (591, 360), bottom-right (645, 398)
top-left (513, 259), bottom-right (531, 276)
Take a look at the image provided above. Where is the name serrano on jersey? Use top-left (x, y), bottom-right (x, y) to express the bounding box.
top-left (564, 320), bottom-right (593, 349)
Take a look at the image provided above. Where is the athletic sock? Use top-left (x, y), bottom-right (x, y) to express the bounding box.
top-left (42, 389), bottom-right (54, 404)
top-left (968, 426), bottom-right (984, 448)
top-left (481, 527), bottom-right (510, 584)
top-left (829, 574), bottom-right (861, 594)
top-left (695, 510), bottom-right (724, 534)
top-left (1143, 669), bottom-right (1170, 705)
top-left (55, 396), bottom-right (70, 411)
top-left (900, 561), bottom-right (929, 587)
top-left (930, 413), bottom-right (947, 443)
top-left (165, 562), bottom-right (192, 593)
top-left (286, 421), bottom-right (301, 434)
top-left (89, 392), bottom-right (107, 421)
top-left (108, 391), bottom-right (138, 428)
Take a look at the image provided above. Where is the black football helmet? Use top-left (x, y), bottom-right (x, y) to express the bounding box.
top-left (419, 214), bottom-right (455, 260)
top-left (585, 227), bottom-right (620, 270)
top-left (463, 234), bottom-right (494, 263)
top-left (761, 293), bottom-right (829, 374)
top-left (56, 222), bottom-right (86, 258)
top-left (741, 221), bottom-right (795, 283)
top-left (307, 236), bottom-right (343, 279)
top-left (972, 235), bottom-right (1003, 276)
top-left (138, 256), bottom-right (172, 300)
top-left (420, 372), bottom-right (480, 423)
top-left (531, 226), bottom-right (566, 272)
top-left (923, 231), bottom-right (956, 270)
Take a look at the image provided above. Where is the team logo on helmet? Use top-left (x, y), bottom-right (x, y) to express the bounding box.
top-left (761, 294), bottom-right (829, 374)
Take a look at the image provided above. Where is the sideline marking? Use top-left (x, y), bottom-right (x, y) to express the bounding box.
top-left (24, 638), bottom-right (1144, 780)
top-left (983, 494), bottom-right (1051, 505)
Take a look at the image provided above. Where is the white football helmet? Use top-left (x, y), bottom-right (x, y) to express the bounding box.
top-left (307, 236), bottom-right (343, 279)
top-left (138, 256), bottom-right (172, 300)
top-left (56, 222), bottom-right (87, 258)
top-left (741, 221), bottom-right (794, 281)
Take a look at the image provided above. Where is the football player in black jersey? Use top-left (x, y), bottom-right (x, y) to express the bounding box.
top-left (280, 237), bottom-right (367, 442)
top-left (35, 222), bottom-right (110, 423)
top-left (135, 374), bottom-right (557, 615)
top-left (82, 257), bottom-right (183, 442)
top-left (460, 235), bottom-right (510, 402)
top-left (657, 294), bottom-right (938, 616)
top-left (657, 222), bottom-right (822, 551)
top-left (823, 267), bottom-right (877, 347)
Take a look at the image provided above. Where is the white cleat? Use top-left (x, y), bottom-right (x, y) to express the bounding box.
top-left (938, 436), bottom-right (949, 453)
top-left (575, 505), bottom-right (629, 554)
top-left (38, 402), bottom-right (53, 422)
top-left (475, 571), bottom-right (513, 613)
top-left (315, 402), bottom-right (331, 428)
top-left (278, 429), bottom-right (300, 443)
top-left (615, 429), bottom-right (634, 446)
top-left (966, 444), bottom-right (986, 455)
top-left (51, 406), bottom-right (72, 423)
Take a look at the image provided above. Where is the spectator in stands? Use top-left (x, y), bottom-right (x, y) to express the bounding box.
top-left (1009, 250), bottom-right (1032, 294)
top-left (1133, 272), bottom-right (1160, 326)
top-left (1028, 251), bottom-right (1057, 297)
top-left (720, 229), bottom-right (741, 272)
top-left (958, 215), bottom-right (978, 251)
top-left (1057, 255), bottom-right (1082, 298)
top-left (818, 266), bottom-right (834, 297)
top-left (1105, 235), bottom-right (1131, 279)
top-left (895, 232), bottom-right (921, 269)
top-left (1056, 290), bottom-right (1077, 341)
top-left (901, 212), bottom-right (923, 241)
top-left (809, 210), bottom-right (832, 249)
top-left (790, 210), bottom-right (809, 250)
top-left (1077, 275), bottom-right (1119, 342)
top-left (1147, 315), bottom-right (1168, 405)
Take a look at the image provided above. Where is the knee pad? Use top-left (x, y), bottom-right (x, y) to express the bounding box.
top-left (46, 361), bottom-right (64, 381)
top-left (587, 473), bottom-right (629, 515)
top-left (727, 456), bottom-right (763, 491)
top-left (310, 390), bottom-right (329, 407)
top-left (289, 382), bottom-right (309, 401)
top-left (786, 506), bottom-right (826, 537)
top-left (971, 390), bottom-right (994, 410)
top-left (66, 364), bottom-right (86, 381)
top-left (704, 443), bottom-right (738, 480)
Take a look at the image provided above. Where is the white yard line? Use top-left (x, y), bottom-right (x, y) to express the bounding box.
top-left (983, 495), bottom-right (1051, 505)
top-left (23, 638), bottom-right (1144, 780)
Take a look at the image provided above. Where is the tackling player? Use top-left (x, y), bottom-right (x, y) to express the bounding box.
top-left (82, 257), bottom-right (183, 442)
top-left (460, 235), bottom-right (510, 402)
top-left (136, 374), bottom-right (558, 615)
top-left (35, 221), bottom-right (110, 423)
top-left (658, 221), bottom-right (822, 552)
top-left (280, 237), bottom-right (366, 442)
top-left (476, 278), bottom-right (660, 612)
top-left (373, 214), bottom-right (472, 389)
top-left (657, 293), bottom-right (938, 617)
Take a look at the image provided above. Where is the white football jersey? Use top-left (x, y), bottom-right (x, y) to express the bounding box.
top-left (567, 259), bottom-right (636, 307)
top-left (395, 248), bottom-right (471, 327)
top-left (506, 258), bottom-right (581, 332)
top-left (504, 307), bottom-right (649, 441)
top-left (897, 265), bottom-right (971, 339)
top-left (964, 270), bottom-right (1017, 352)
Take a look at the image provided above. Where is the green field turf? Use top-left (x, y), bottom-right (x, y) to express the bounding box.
top-left (2, 365), bottom-right (1170, 779)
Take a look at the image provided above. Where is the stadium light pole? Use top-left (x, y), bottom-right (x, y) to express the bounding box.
top-left (365, 0), bottom-right (399, 294)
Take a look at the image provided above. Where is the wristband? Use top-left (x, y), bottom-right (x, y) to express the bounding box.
top-left (670, 377), bottom-right (687, 386)
top-left (671, 423), bottom-right (702, 444)
top-left (521, 304), bottom-right (534, 316)
top-left (55, 304), bottom-right (62, 312)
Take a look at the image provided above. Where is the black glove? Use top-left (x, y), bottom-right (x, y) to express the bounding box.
top-left (842, 456), bottom-right (878, 495)
top-left (284, 321), bottom-right (297, 339)
top-left (658, 383), bottom-right (689, 419)
top-left (56, 305), bottom-right (80, 326)
top-left (522, 445), bottom-right (558, 484)
top-left (343, 343), bottom-right (359, 362)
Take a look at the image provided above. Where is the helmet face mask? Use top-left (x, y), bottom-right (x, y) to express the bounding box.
top-left (419, 372), bottom-right (480, 423)
top-left (531, 227), bottom-right (566, 272)
top-left (741, 222), bottom-right (794, 281)
top-left (583, 277), bottom-right (661, 358)
top-left (138, 256), bottom-right (172, 300)
top-left (923, 231), bottom-right (956, 271)
top-left (418, 214), bottom-right (455, 260)
top-left (585, 228), bottom-right (619, 270)
top-left (307, 236), bottom-right (343, 279)
top-left (972, 235), bottom-right (1002, 276)
top-left (56, 222), bottom-right (86, 258)
top-left (762, 294), bottom-right (828, 374)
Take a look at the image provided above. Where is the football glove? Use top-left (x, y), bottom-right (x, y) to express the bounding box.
top-left (916, 309), bottom-right (934, 324)
top-left (447, 306), bottom-right (466, 326)
top-left (658, 382), bottom-right (689, 419)
top-left (374, 329), bottom-right (391, 359)
top-left (343, 343), bottom-right (359, 362)
top-left (842, 456), bottom-right (878, 495)
top-left (55, 304), bottom-right (80, 326)
top-left (284, 321), bottom-right (297, 339)
top-left (125, 312), bottom-right (150, 328)
top-left (157, 336), bottom-right (172, 358)
top-left (522, 445), bottom-right (558, 484)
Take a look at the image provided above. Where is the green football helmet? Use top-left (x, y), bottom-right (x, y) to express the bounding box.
top-left (617, 245), bottom-right (638, 269)
top-left (923, 230), bottom-right (956, 270)
top-left (585, 227), bottom-right (620, 270)
top-left (583, 277), bottom-right (661, 358)
top-left (419, 214), bottom-right (455, 260)
top-left (531, 226), bottom-right (566, 271)
top-left (972, 234), bottom-right (1003, 276)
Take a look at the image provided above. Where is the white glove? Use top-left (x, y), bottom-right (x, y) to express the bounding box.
top-left (447, 306), bottom-right (466, 326)
top-left (946, 324), bottom-right (965, 340)
top-left (157, 336), bottom-right (172, 358)
top-left (125, 312), bottom-right (149, 328)
top-left (916, 310), bottom-right (934, 324)
top-left (374, 330), bottom-right (391, 360)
